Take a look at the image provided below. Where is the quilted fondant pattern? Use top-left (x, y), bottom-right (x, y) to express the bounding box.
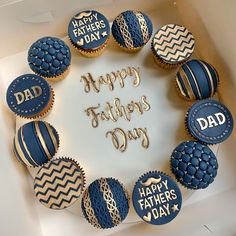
top-left (28, 37), bottom-right (71, 78)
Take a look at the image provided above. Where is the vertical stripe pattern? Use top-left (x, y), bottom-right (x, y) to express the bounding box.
top-left (176, 59), bottom-right (219, 100)
top-left (13, 121), bottom-right (60, 167)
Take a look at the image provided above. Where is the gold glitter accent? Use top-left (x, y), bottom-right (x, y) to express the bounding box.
top-left (134, 11), bottom-right (149, 44)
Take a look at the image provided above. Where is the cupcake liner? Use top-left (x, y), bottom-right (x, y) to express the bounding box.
top-left (69, 37), bottom-right (110, 58)
top-left (113, 38), bottom-right (143, 53)
top-left (17, 86), bottom-right (55, 120)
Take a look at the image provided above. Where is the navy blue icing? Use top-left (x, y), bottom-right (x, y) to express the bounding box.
top-left (6, 74), bottom-right (51, 117)
top-left (28, 37), bottom-right (71, 78)
top-left (132, 171), bottom-right (182, 225)
top-left (112, 10), bottom-right (153, 48)
top-left (81, 178), bottom-right (129, 229)
top-left (171, 141), bottom-right (218, 189)
top-left (176, 60), bottom-right (219, 100)
top-left (68, 10), bottom-right (110, 50)
top-left (187, 99), bottom-right (234, 144)
top-left (14, 121), bottom-right (59, 167)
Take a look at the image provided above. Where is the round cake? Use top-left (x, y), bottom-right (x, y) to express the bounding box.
top-left (6, 74), bottom-right (54, 119)
top-left (68, 10), bottom-right (110, 57)
top-left (151, 24), bottom-right (195, 68)
top-left (171, 141), bottom-right (218, 189)
top-left (81, 177), bottom-right (130, 229)
top-left (132, 171), bottom-right (182, 225)
top-left (186, 99), bottom-right (234, 144)
top-left (112, 10), bottom-right (153, 52)
top-left (28, 37), bottom-right (71, 81)
top-left (176, 59), bottom-right (219, 100)
top-left (13, 121), bottom-right (60, 167)
top-left (34, 157), bottom-right (85, 209)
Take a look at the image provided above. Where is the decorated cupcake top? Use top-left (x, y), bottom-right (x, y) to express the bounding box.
top-left (28, 37), bottom-right (71, 79)
top-left (186, 100), bottom-right (233, 144)
top-left (132, 171), bottom-right (182, 225)
top-left (68, 10), bottom-right (110, 50)
top-left (13, 121), bottom-right (60, 167)
top-left (6, 74), bottom-right (53, 118)
top-left (152, 24), bottom-right (194, 64)
top-left (171, 141), bottom-right (218, 190)
top-left (112, 10), bottom-right (153, 49)
top-left (34, 157), bottom-right (85, 209)
top-left (176, 59), bottom-right (219, 100)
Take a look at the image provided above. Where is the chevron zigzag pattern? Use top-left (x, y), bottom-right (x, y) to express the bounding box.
top-left (34, 158), bottom-right (85, 209)
top-left (152, 24), bottom-right (195, 63)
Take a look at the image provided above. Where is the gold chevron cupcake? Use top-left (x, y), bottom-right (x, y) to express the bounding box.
top-left (34, 157), bottom-right (85, 209)
top-left (151, 24), bottom-right (195, 69)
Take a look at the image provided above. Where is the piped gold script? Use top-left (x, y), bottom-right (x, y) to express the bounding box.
top-left (80, 67), bottom-right (140, 93)
top-left (85, 96), bottom-right (150, 128)
top-left (106, 127), bottom-right (149, 152)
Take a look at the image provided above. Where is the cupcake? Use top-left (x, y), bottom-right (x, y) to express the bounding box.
top-left (6, 74), bottom-right (54, 119)
top-left (13, 121), bottom-right (60, 167)
top-left (185, 99), bottom-right (233, 145)
top-left (34, 157), bottom-right (85, 209)
top-left (176, 59), bottom-right (219, 100)
top-left (81, 177), bottom-right (130, 229)
top-left (112, 10), bottom-right (153, 52)
top-left (68, 10), bottom-right (110, 57)
top-left (151, 24), bottom-right (195, 68)
top-left (132, 171), bottom-right (182, 225)
top-left (28, 37), bottom-right (71, 81)
top-left (171, 141), bottom-right (218, 189)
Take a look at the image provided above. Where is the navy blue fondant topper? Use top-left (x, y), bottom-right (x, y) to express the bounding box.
top-left (187, 99), bottom-right (233, 144)
top-left (132, 171), bottom-right (182, 225)
top-left (6, 74), bottom-right (52, 117)
top-left (68, 10), bottom-right (110, 50)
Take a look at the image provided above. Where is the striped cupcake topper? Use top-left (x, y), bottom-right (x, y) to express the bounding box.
top-left (34, 158), bottom-right (85, 209)
top-left (13, 121), bottom-right (59, 167)
top-left (176, 59), bottom-right (219, 100)
top-left (152, 24), bottom-right (195, 63)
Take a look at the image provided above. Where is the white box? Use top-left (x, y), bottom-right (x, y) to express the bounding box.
top-left (1, 0), bottom-right (236, 235)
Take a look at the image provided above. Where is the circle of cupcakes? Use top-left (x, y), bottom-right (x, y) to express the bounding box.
top-left (28, 37), bottom-right (71, 81)
top-left (132, 171), bottom-right (182, 225)
top-left (176, 59), bottom-right (219, 100)
top-left (13, 121), bottom-right (60, 167)
top-left (81, 177), bottom-right (130, 229)
top-left (151, 24), bottom-right (195, 68)
top-left (68, 10), bottom-right (110, 57)
top-left (171, 141), bottom-right (218, 189)
top-left (6, 74), bottom-right (54, 119)
top-left (112, 10), bottom-right (153, 52)
top-left (185, 99), bottom-right (233, 144)
top-left (34, 157), bottom-right (85, 209)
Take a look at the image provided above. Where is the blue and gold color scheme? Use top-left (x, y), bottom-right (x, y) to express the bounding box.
top-left (34, 158), bottom-right (85, 209)
top-left (81, 177), bottom-right (130, 229)
top-left (171, 141), bottom-right (218, 189)
top-left (6, 74), bottom-right (54, 118)
top-left (132, 171), bottom-right (182, 225)
top-left (176, 60), bottom-right (219, 100)
top-left (13, 121), bottom-right (60, 167)
top-left (68, 10), bottom-right (110, 56)
top-left (186, 100), bottom-right (233, 144)
top-left (152, 24), bottom-right (194, 67)
top-left (112, 10), bottom-right (153, 51)
top-left (28, 37), bottom-right (71, 79)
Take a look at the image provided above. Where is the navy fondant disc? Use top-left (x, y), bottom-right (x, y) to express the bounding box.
top-left (187, 99), bottom-right (234, 144)
top-left (132, 171), bottom-right (182, 225)
top-left (6, 74), bottom-right (52, 117)
top-left (68, 10), bottom-right (110, 50)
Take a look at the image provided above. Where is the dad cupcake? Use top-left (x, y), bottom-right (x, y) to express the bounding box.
top-left (68, 10), bottom-right (110, 57)
top-left (6, 74), bottom-right (54, 119)
top-left (151, 24), bottom-right (195, 68)
top-left (112, 10), bottom-right (153, 52)
top-left (28, 36), bottom-right (71, 81)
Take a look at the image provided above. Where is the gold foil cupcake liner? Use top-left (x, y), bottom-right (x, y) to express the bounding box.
top-left (41, 66), bottom-right (71, 82)
top-left (17, 86), bottom-right (55, 120)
